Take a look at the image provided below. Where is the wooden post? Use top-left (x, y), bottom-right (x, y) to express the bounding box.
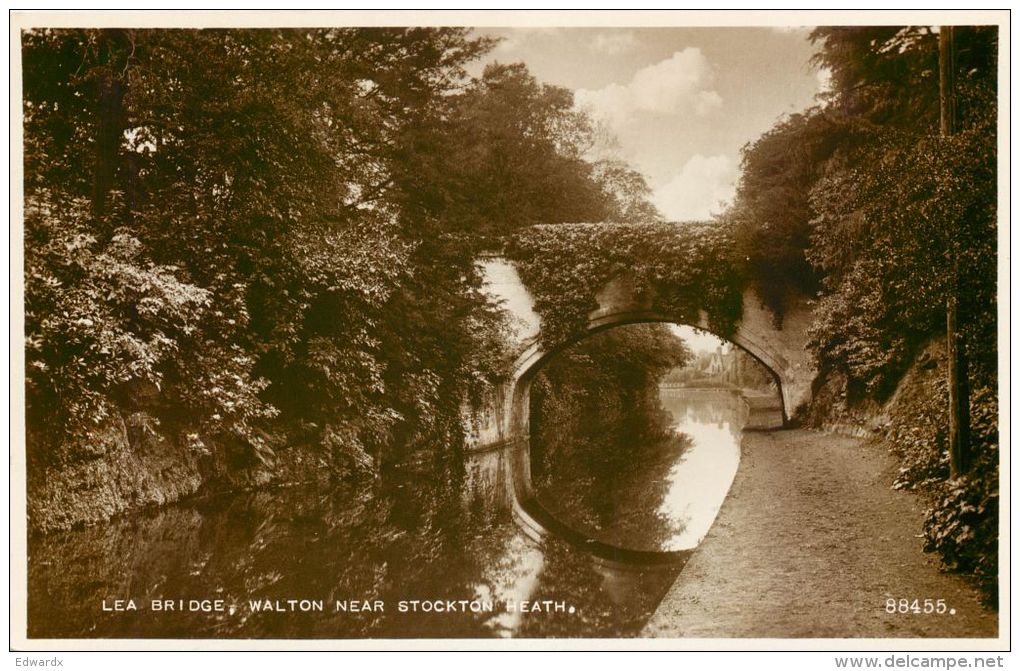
top-left (939, 26), bottom-right (956, 137)
top-left (940, 26), bottom-right (969, 478)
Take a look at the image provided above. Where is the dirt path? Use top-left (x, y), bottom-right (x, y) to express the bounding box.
top-left (644, 429), bottom-right (997, 638)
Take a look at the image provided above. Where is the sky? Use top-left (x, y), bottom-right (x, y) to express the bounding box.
top-left (468, 27), bottom-right (826, 221)
top-left (669, 325), bottom-right (728, 355)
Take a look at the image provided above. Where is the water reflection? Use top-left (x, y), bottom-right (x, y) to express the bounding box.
top-left (27, 479), bottom-right (679, 639)
top-left (533, 389), bottom-right (758, 553)
top-left (476, 533), bottom-right (544, 637)
top-left (657, 391), bottom-right (745, 550)
top-left (27, 388), bottom-right (772, 640)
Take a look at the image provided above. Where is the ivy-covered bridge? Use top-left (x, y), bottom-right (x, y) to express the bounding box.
top-left (461, 223), bottom-right (817, 537)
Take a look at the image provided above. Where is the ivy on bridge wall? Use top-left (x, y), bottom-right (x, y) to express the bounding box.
top-left (505, 222), bottom-right (744, 346)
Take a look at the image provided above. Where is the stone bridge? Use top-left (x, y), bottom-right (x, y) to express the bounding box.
top-left (461, 256), bottom-right (817, 557)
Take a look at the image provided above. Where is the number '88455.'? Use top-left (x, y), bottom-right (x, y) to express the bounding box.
top-left (885, 598), bottom-right (949, 614)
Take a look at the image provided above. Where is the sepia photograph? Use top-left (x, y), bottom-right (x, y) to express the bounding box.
top-left (10, 10), bottom-right (1008, 653)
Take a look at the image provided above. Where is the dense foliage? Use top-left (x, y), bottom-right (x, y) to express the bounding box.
top-left (21, 28), bottom-right (647, 509)
top-left (507, 222), bottom-right (743, 347)
top-left (883, 355), bottom-right (999, 598)
top-left (725, 111), bottom-right (839, 317)
top-left (726, 26), bottom-right (999, 595)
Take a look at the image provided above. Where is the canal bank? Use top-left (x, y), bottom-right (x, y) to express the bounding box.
top-left (643, 429), bottom-right (997, 638)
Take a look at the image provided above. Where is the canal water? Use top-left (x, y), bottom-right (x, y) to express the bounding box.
top-left (27, 388), bottom-right (758, 639)
top-left (530, 389), bottom-right (749, 554)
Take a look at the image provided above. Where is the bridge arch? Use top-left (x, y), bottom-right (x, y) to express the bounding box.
top-left (499, 312), bottom-right (789, 566)
top-left (461, 257), bottom-right (816, 557)
top-left (474, 257), bottom-right (814, 435)
top-left (508, 310), bottom-right (789, 433)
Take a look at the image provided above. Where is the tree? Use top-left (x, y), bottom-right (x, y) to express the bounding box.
top-left (805, 26), bottom-right (997, 393)
top-left (22, 28), bottom-right (501, 476)
top-left (23, 29), bottom-right (651, 490)
top-left (592, 159), bottom-right (664, 223)
top-left (401, 62), bottom-right (616, 245)
top-left (726, 110), bottom-right (842, 319)
top-left (727, 25), bottom-right (999, 595)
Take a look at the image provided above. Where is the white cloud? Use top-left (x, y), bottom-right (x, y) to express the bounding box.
top-left (575, 48), bottom-right (722, 130)
top-left (589, 31), bottom-right (639, 55)
top-left (653, 154), bottom-right (737, 221)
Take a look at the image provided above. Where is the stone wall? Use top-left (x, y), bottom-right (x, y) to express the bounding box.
top-left (27, 412), bottom-right (325, 534)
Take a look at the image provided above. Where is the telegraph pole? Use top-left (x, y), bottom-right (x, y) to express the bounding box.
top-left (940, 26), bottom-right (970, 478)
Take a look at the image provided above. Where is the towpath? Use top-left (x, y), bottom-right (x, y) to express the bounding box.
top-left (644, 429), bottom-right (997, 638)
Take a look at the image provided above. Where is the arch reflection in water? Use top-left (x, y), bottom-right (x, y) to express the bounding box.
top-left (529, 323), bottom-right (782, 555)
top-left (28, 473), bottom-right (680, 639)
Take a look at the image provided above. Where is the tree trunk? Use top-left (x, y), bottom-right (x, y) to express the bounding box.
top-left (91, 29), bottom-right (130, 225)
top-left (940, 26), bottom-right (970, 478)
